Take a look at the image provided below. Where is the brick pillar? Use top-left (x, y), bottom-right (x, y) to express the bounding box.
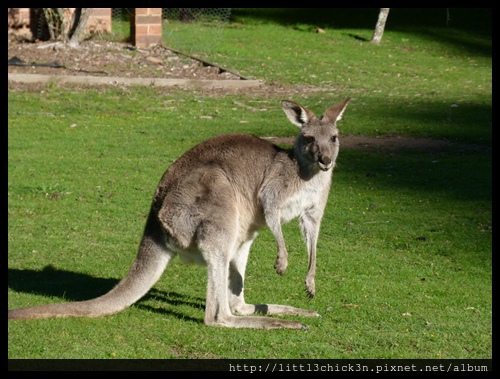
top-left (130, 8), bottom-right (162, 48)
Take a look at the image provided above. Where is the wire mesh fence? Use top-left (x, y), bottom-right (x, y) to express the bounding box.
top-left (161, 8), bottom-right (230, 56)
top-left (110, 8), bottom-right (131, 41)
top-left (111, 8), bottom-right (231, 57)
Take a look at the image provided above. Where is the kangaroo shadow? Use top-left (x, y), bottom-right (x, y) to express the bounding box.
top-left (345, 33), bottom-right (369, 41)
top-left (8, 265), bottom-right (205, 323)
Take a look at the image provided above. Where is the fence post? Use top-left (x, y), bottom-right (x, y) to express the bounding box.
top-left (130, 8), bottom-right (162, 48)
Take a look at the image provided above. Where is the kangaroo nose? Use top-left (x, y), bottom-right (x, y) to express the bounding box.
top-left (319, 156), bottom-right (331, 166)
top-left (318, 156), bottom-right (332, 170)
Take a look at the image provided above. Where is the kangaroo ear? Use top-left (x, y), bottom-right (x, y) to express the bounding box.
top-left (323, 97), bottom-right (351, 123)
top-left (281, 100), bottom-right (316, 128)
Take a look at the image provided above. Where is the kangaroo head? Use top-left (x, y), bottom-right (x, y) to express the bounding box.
top-left (281, 98), bottom-right (351, 172)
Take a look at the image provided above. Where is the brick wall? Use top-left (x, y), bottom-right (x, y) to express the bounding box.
top-left (8, 8), bottom-right (112, 38)
top-left (8, 8), bottom-right (30, 28)
top-left (86, 8), bottom-right (112, 33)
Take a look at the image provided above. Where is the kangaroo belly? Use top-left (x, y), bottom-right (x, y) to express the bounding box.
top-left (178, 250), bottom-right (207, 265)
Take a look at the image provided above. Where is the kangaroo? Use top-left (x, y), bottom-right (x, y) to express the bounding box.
top-left (9, 98), bottom-right (351, 329)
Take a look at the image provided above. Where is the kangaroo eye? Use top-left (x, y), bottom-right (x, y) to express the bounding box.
top-left (331, 135), bottom-right (338, 143)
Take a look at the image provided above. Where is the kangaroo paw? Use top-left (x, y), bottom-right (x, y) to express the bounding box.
top-left (305, 276), bottom-right (315, 299)
top-left (274, 255), bottom-right (288, 276)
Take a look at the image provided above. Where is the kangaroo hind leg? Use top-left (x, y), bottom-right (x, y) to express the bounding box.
top-left (199, 220), bottom-right (306, 329)
top-left (227, 234), bottom-right (321, 321)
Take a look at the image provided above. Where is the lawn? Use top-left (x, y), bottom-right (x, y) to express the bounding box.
top-left (8, 8), bottom-right (491, 364)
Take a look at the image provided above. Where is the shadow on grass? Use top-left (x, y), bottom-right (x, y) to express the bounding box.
top-left (232, 8), bottom-right (491, 57)
top-left (336, 143), bottom-right (492, 204)
top-left (345, 33), bottom-right (369, 41)
top-left (232, 8), bottom-right (492, 34)
top-left (8, 265), bottom-right (205, 323)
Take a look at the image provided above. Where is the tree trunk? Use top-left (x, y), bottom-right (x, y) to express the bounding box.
top-left (371, 8), bottom-right (390, 44)
top-left (68, 8), bottom-right (91, 47)
top-left (42, 8), bottom-right (91, 46)
top-left (42, 8), bottom-right (61, 40)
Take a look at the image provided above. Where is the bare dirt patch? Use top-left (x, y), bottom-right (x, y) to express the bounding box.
top-left (8, 37), bottom-right (242, 81)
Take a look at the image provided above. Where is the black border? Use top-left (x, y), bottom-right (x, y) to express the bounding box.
top-left (8, 359), bottom-right (493, 372)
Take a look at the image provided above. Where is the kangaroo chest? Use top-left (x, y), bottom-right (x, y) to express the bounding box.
top-left (279, 175), bottom-right (331, 224)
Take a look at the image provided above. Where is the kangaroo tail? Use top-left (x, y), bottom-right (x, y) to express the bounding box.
top-left (9, 212), bottom-right (173, 320)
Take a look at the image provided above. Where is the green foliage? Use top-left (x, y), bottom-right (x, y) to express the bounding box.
top-left (8, 9), bottom-right (491, 360)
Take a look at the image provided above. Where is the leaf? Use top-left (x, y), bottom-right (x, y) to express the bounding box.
top-left (342, 303), bottom-right (359, 308)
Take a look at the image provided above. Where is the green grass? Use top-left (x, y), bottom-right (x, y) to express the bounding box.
top-left (8, 9), bottom-right (491, 360)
